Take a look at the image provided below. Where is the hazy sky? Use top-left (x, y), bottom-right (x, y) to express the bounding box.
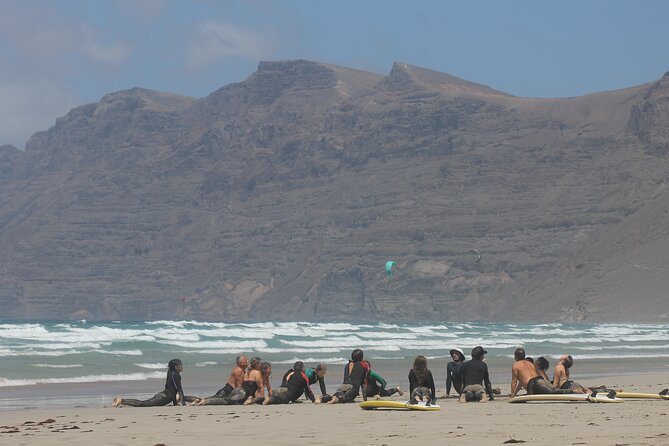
top-left (1, 0), bottom-right (667, 149)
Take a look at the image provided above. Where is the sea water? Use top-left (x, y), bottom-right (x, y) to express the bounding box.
top-left (1, 321), bottom-right (668, 409)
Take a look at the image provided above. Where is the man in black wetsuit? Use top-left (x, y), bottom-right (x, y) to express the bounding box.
top-left (113, 359), bottom-right (186, 407)
top-left (460, 346), bottom-right (494, 403)
top-left (264, 361), bottom-right (315, 405)
top-left (325, 349), bottom-right (369, 404)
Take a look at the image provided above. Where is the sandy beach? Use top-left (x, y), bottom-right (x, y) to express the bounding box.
top-left (1, 372), bottom-right (668, 446)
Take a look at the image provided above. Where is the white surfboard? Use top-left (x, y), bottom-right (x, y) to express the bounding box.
top-left (509, 393), bottom-right (623, 403)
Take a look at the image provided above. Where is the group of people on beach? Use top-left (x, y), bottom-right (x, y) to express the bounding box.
top-left (112, 345), bottom-right (586, 408)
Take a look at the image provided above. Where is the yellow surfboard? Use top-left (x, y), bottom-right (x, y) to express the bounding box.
top-left (509, 393), bottom-right (623, 403)
top-left (360, 400), bottom-right (441, 411)
top-left (616, 391), bottom-right (669, 400)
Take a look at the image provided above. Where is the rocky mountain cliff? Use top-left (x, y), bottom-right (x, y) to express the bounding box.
top-left (1, 60), bottom-right (668, 322)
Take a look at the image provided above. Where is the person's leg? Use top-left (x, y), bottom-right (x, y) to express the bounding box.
top-left (115, 392), bottom-right (172, 407)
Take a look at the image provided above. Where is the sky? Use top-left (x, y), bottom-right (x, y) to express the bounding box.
top-left (1, 0), bottom-right (668, 149)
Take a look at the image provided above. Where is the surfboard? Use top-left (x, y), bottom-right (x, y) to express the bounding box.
top-left (360, 400), bottom-right (441, 411)
top-left (616, 390), bottom-right (669, 400)
top-left (508, 393), bottom-right (623, 403)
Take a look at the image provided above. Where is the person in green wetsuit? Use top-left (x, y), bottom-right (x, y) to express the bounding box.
top-left (363, 361), bottom-right (403, 398)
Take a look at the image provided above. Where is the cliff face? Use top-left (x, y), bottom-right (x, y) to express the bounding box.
top-left (1, 60), bottom-right (668, 322)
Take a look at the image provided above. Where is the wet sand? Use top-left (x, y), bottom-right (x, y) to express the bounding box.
top-left (1, 372), bottom-right (668, 446)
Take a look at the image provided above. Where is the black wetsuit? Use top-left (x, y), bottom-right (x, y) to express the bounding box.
top-left (460, 359), bottom-right (494, 400)
top-left (408, 369), bottom-right (436, 403)
top-left (321, 361), bottom-right (369, 403)
top-left (527, 376), bottom-right (574, 395)
top-left (269, 371), bottom-right (315, 404)
top-left (446, 361), bottom-right (464, 395)
top-left (122, 369), bottom-right (185, 407)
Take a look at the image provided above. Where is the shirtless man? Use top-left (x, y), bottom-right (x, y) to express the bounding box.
top-left (511, 348), bottom-right (572, 397)
top-left (190, 355), bottom-right (248, 405)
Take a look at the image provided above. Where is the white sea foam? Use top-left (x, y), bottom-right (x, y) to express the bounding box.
top-left (157, 340), bottom-right (267, 349)
top-left (32, 364), bottom-right (84, 369)
top-left (0, 372), bottom-right (164, 387)
top-left (195, 361), bottom-right (218, 367)
top-left (271, 357), bottom-right (348, 365)
top-left (134, 363), bottom-right (166, 370)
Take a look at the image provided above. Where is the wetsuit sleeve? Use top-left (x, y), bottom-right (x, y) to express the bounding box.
top-left (172, 371), bottom-right (185, 406)
top-left (318, 376), bottom-right (327, 396)
top-left (369, 370), bottom-right (386, 391)
top-left (446, 362), bottom-right (453, 395)
top-left (302, 374), bottom-right (315, 403)
top-left (408, 370), bottom-right (418, 396)
top-left (483, 364), bottom-right (494, 400)
top-left (428, 370), bottom-right (436, 403)
top-left (459, 362), bottom-right (467, 394)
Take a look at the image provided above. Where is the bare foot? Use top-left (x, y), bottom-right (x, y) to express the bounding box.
top-left (314, 398), bottom-right (321, 404)
top-left (458, 394), bottom-right (467, 403)
top-left (262, 398), bottom-right (270, 405)
top-left (479, 393), bottom-right (489, 403)
top-left (328, 396), bottom-right (339, 404)
top-left (243, 399), bottom-right (253, 405)
top-left (396, 386), bottom-right (404, 396)
top-left (112, 397), bottom-right (123, 408)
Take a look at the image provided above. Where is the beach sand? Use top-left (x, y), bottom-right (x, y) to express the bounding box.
top-left (1, 373), bottom-right (668, 446)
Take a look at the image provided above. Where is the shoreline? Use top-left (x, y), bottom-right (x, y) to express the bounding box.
top-left (1, 372), bottom-right (668, 446)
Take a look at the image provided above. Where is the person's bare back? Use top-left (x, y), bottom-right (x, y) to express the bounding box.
top-left (511, 360), bottom-right (539, 397)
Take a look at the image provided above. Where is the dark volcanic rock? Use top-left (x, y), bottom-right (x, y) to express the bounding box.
top-left (1, 59), bottom-right (668, 322)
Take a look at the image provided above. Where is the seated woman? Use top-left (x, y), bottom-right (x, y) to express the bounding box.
top-left (363, 361), bottom-right (402, 398)
top-left (409, 355), bottom-right (436, 405)
top-left (112, 359), bottom-right (185, 407)
top-left (264, 361), bottom-right (315, 405)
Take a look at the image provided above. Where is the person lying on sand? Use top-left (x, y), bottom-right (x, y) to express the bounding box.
top-left (363, 360), bottom-right (403, 399)
top-left (187, 355), bottom-right (248, 405)
top-left (323, 349), bottom-right (369, 404)
top-left (264, 361), bottom-right (315, 405)
top-left (113, 359), bottom-right (185, 407)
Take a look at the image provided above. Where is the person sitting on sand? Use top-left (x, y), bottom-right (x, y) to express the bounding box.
top-left (281, 362), bottom-right (329, 403)
top-left (363, 360), bottom-right (403, 399)
top-left (553, 355), bottom-right (588, 394)
top-left (113, 359), bottom-right (185, 407)
top-left (446, 348), bottom-right (465, 398)
top-left (187, 355), bottom-right (248, 405)
top-left (194, 357), bottom-right (268, 405)
top-left (264, 361), bottom-right (315, 405)
top-left (460, 346), bottom-right (494, 402)
top-left (408, 355), bottom-right (436, 404)
top-left (324, 349), bottom-right (370, 404)
top-left (535, 356), bottom-right (551, 382)
top-left (510, 348), bottom-right (573, 397)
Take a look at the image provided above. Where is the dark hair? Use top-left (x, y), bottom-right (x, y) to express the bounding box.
top-left (351, 349), bottom-right (364, 362)
top-left (412, 355), bottom-right (428, 385)
top-left (525, 357), bottom-right (534, 364)
top-left (536, 357), bottom-right (549, 371)
top-left (293, 361), bottom-right (304, 374)
top-left (168, 359), bottom-right (182, 371)
top-left (471, 346), bottom-right (486, 360)
top-left (563, 355), bottom-right (573, 369)
top-left (514, 348), bottom-right (526, 361)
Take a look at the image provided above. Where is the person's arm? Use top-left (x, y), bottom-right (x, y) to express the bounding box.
top-left (370, 370), bottom-right (386, 391)
top-left (446, 363), bottom-right (453, 396)
top-left (408, 370), bottom-right (418, 395)
top-left (483, 365), bottom-right (494, 400)
top-left (318, 376), bottom-right (327, 396)
top-left (302, 374), bottom-right (315, 403)
top-left (173, 371), bottom-right (186, 406)
top-left (459, 363), bottom-right (467, 394)
top-left (428, 371), bottom-right (436, 403)
top-left (510, 365), bottom-right (519, 398)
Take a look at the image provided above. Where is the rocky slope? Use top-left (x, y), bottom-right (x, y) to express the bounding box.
top-left (1, 61), bottom-right (668, 322)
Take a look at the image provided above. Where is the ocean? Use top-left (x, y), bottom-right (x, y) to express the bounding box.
top-left (1, 321), bottom-right (668, 409)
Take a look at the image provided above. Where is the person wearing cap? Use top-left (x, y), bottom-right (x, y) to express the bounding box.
top-left (446, 348), bottom-right (465, 398)
top-left (459, 346), bottom-right (494, 402)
